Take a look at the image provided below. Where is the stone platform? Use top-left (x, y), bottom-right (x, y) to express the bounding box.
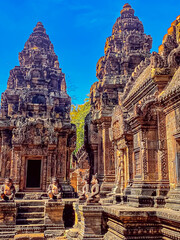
top-left (103, 204), bottom-right (180, 240)
top-left (67, 203), bottom-right (104, 240)
top-left (0, 199), bottom-right (77, 240)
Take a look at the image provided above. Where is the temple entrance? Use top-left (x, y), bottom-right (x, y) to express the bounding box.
top-left (26, 160), bottom-right (42, 189)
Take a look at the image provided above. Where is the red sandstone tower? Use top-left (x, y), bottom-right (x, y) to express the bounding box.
top-left (0, 22), bottom-right (76, 195)
top-left (85, 3), bottom-right (152, 196)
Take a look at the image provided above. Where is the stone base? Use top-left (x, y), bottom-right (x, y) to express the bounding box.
top-left (128, 194), bottom-right (155, 207)
top-left (165, 186), bottom-right (180, 211)
top-left (104, 217), bottom-right (161, 240)
top-left (103, 204), bottom-right (180, 240)
top-left (128, 181), bottom-right (169, 207)
top-left (45, 201), bottom-right (65, 238)
top-left (77, 204), bottom-right (104, 240)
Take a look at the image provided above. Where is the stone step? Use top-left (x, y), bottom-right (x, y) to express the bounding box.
top-left (16, 224), bottom-right (45, 234)
top-left (101, 197), bottom-right (114, 204)
top-left (17, 206), bottom-right (44, 213)
top-left (17, 212), bottom-right (44, 219)
top-left (16, 200), bottom-right (45, 206)
top-left (0, 227), bottom-right (15, 232)
top-left (16, 218), bottom-right (44, 225)
top-left (0, 232), bottom-right (15, 239)
top-left (14, 233), bottom-right (44, 240)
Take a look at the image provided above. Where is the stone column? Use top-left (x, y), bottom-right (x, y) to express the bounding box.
top-left (58, 134), bottom-right (67, 182)
top-left (124, 140), bottom-right (133, 196)
top-left (1, 130), bottom-right (11, 178)
top-left (78, 204), bottom-right (104, 240)
top-left (44, 201), bottom-right (65, 238)
top-left (92, 145), bottom-right (98, 175)
top-left (47, 150), bottom-right (53, 186)
top-left (97, 124), bottom-right (104, 183)
top-left (66, 147), bottom-right (72, 183)
top-left (155, 110), bottom-right (169, 207)
top-left (102, 121), bottom-right (111, 177)
top-left (11, 146), bottom-right (21, 188)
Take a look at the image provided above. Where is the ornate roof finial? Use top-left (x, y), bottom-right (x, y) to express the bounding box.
top-left (120, 3), bottom-right (135, 18)
top-left (33, 21), bottom-right (46, 34)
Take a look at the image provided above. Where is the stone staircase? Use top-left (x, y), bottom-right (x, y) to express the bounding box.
top-left (0, 226), bottom-right (16, 239)
top-left (16, 200), bottom-right (45, 234)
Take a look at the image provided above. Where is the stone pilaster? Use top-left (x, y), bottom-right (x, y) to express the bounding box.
top-left (100, 121), bottom-right (115, 197)
top-left (97, 124), bottom-right (104, 183)
top-left (91, 145), bottom-right (98, 175)
top-left (155, 109), bottom-right (169, 207)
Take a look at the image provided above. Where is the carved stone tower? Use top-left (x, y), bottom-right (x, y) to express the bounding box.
top-left (85, 3), bottom-right (152, 196)
top-left (0, 22), bottom-right (76, 194)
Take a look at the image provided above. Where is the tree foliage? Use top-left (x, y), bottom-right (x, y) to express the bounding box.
top-left (70, 96), bottom-right (91, 152)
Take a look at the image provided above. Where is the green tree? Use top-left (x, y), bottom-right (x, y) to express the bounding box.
top-left (70, 96), bottom-right (91, 152)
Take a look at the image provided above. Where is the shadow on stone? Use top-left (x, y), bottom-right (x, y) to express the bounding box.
top-left (63, 204), bottom-right (75, 228)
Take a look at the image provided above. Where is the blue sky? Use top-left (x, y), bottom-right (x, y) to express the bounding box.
top-left (0, 0), bottom-right (180, 105)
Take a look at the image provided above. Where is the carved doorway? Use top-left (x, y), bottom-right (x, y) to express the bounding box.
top-left (26, 160), bottom-right (42, 189)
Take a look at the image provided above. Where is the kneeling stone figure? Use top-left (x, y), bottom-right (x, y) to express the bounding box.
top-left (47, 177), bottom-right (62, 200)
top-left (1, 178), bottom-right (16, 201)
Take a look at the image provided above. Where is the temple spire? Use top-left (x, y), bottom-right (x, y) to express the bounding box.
top-left (120, 3), bottom-right (135, 18)
top-left (33, 22), bottom-right (46, 34)
top-left (19, 22), bottom-right (57, 68)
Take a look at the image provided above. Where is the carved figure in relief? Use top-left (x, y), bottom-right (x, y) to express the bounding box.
top-left (47, 177), bottom-right (62, 200)
top-left (79, 175), bottom-right (90, 201)
top-left (0, 178), bottom-right (16, 201)
top-left (115, 150), bottom-right (124, 193)
top-left (86, 174), bottom-right (100, 204)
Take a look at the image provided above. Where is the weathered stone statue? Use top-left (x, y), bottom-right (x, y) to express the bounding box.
top-left (47, 177), bottom-right (62, 200)
top-left (0, 178), bottom-right (16, 201)
top-left (86, 174), bottom-right (100, 204)
top-left (79, 175), bottom-right (90, 201)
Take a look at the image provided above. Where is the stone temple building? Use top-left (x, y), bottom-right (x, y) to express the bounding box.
top-left (85, 3), bottom-right (152, 196)
top-left (83, 3), bottom-right (180, 239)
top-left (0, 22), bottom-right (76, 194)
top-left (0, 3), bottom-right (180, 240)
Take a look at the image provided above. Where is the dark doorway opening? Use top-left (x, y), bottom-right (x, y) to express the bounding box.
top-left (26, 160), bottom-right (41, 188)
top-left (63, 204), bottom-right (75, 228)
